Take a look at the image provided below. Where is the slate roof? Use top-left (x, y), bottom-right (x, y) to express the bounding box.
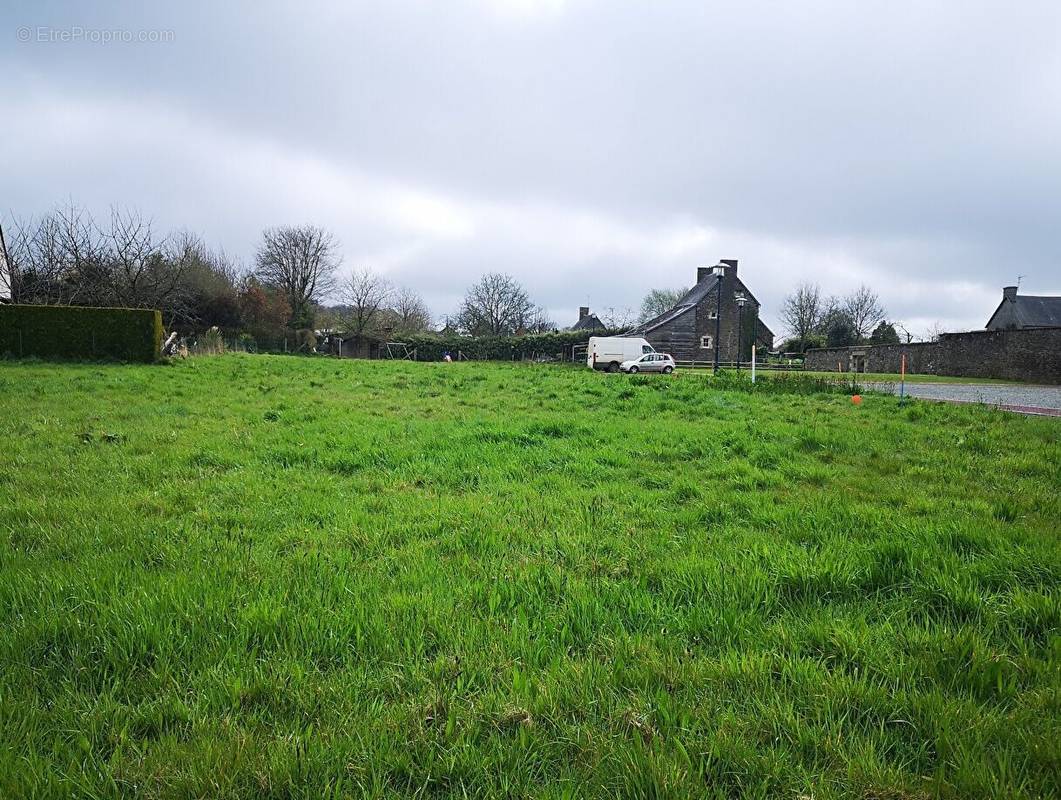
top-left (987, 294), bottom-right (1061, 329)
top-left (570, 313), bottom-right (606, 331)
top-left (631, 275), bottom-right (721, 334)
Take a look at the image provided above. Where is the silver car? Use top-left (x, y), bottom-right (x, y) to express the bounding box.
top-left (620, 353), bottom-right (676, 373)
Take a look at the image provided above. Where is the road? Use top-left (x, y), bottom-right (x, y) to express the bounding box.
top-left (869, 381), bottom-right (1061, 416)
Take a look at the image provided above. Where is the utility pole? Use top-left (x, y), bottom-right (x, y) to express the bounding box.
top-left (713, 265), bottom-right (723, 374)
top-left (735, 294), bottom-right (746, 370)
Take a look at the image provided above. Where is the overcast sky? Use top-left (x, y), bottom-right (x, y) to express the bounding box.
top-left (4, 0), bottom-right (1059, 337)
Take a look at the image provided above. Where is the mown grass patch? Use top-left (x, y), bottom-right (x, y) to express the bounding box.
top-left (0, 355), bottom-right (1058, 799)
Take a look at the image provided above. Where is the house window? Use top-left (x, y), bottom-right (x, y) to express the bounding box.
top-left (707, 310), bottom-right (717, 319)
top-left (700, 335), bottom-right (713, 349)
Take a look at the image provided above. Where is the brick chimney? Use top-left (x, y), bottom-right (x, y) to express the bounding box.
top-left (720, 259), bottom-right (738, 278)
top-left (1002, 286), bottom-right (1018, 301)
top-left (696, 266), bottom-right (715, 283)
top-left (579, 306), bottom-right (589, 320)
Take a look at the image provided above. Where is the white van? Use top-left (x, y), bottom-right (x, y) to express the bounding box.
top-left (587, 336), bottom-right (655, 372)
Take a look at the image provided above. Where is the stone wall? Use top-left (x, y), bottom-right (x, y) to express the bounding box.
top-left (804, 327), bottom-right (1061, 384)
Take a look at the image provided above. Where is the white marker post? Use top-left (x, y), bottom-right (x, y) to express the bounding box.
top-left (751, 345), bottom-right (756, 383)
top-left (900, 353), bottom-right (906, 404)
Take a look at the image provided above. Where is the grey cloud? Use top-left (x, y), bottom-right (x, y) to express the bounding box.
top-left (3, 0), bottom-right (1059, 338)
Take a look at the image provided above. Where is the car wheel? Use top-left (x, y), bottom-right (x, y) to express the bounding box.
top-left (607, 362), bottom-right (620, 373)
top-left (663, 366), bottom-right (673, 374)
top-left (629, 365), bottom-right (639, 373)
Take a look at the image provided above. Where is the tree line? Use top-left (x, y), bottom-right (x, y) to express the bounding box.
top-left (2, 205), bottom-right (293, 343)
top-left (1, 204), bottom-right (913, 352)
top-left (0, 205), bottom-right (575, 345)
top-left (779, 282), bottom-right (903, 351)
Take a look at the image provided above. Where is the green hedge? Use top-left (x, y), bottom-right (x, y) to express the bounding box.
top-left (400, 328), bottom-right (628, 362)
top-left (0, 304), bottom-right (163, 362)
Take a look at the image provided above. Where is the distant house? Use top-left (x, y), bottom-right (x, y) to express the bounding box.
top-left (986, 286), bottom-right (1061, 330)
top-left (629, 259), bottom-right (764, 362)
top-left (755, 318), bottom-right (775, 351)
top-left (570, 306), bottom-right (606, 331)
top-left (324, 332), bottom-right (385, 359)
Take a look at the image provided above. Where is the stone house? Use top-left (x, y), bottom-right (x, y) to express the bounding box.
top-left (630, 260), bottom-right (763, 362)
top-left (755, 318), bottom-right (775, 352)
top-left (986, 286), bottom-right (1061, 330)
top-left (570, 306), bottom-right (606, 331)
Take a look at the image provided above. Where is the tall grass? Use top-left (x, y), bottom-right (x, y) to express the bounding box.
top-left (0, 356), bottom-right (1057, 798)
top-left (710, 369), bottom-right (866, 395)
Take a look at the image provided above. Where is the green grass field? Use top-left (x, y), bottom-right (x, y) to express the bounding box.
top-left (1, 356), bottom-right (1058, 799)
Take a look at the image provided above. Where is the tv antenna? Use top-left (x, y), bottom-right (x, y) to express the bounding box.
top-left (1017, 275), bottom-right (1025, 289)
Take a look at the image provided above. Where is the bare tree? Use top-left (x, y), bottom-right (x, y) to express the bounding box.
top-left (894, 321), bottom-right (916, 344)
top-left (843, 285), bottom-right (886, 340)
top-left (255, 225), bottom-right (340, 328)
top-left (390, 285), bottom-right (432, 336)
top-left (340, 267), bottom-right (393, 338)
top-left (780, 282), bottom-right (823, 346)
top-left (11, 205), bottom-right (191, 312)
top-left (107, 207), bottom-right (159, 305)
top-left (519, 305), bottom-right (556, 334)
top-left (54, 204), bottom-right (105, 305)
top-left (457, 273), bottom-right (534, 336)
top-left (4, 214), bottom-right (61, 304)
top-left (4, 204), bottom-right (107, 306)
top-left (104, 207), bottom-right (189, 311)
top-left (638, 287), bottom-right (688, 322)
top-left (4, 202), bottom-right (248, 332)
top-left (925, 320), bottom-right (947, 342)
top-left (601, 305), bottom-right (636, 329)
